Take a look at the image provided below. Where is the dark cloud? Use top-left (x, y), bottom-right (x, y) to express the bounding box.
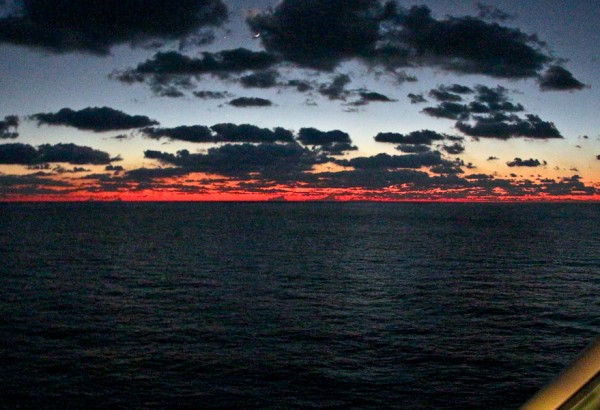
top-left (456, 114), bottom-right (562, 140)
top-left (445, 84), bottom-right (474, 94)
top-left (395, 6), bottom-right (550, 78)
top-left (0, 115), bottom-right (18, 139)
top-left (596, 155), bottom-right (600, 160)
top-left (0, 0), bottom-right (228, 54)
top-left (193, 90), bottom-right (232, 99)
top-left (476, 3), bottom-right (514, 21)
top-left (229, 97), bottom-right (273, 107)
top-left (487, 156), bottom-right (499, 161)
top-left (140, 125), bottom-right (214, 143)
top-left (0, 143), bottom-right (115, 165)
top-left (211, 123), bottom-right (294, 143)
top-left (423, 85), bottom-right (525, 120)
top-left (246, 1), bottom-right (563, 81)
top-left (105, 165), bottom-right (124, 172)
top-left (430, 162), bottom-right (464, 175)
top-left (140, 123), bottom-right (294, 143)
top-left (287, 80), bottom-right (313, 92)
top-left (442, 143), bottom-right (465, 155)
top-left (240, 70), bottom-right (279, 88)
top-left (396, 144), bottom-right (431, 153)
top-left (337, 151), bottom-right (445, 170)
top-left (30, 107), bottom-right (158, 132)
top-left (319, 74), bottom-right (351, 100)
top-left (422, 102), bottom-right (470, 120)
top-left (539, 65), bottom-right (586, 91)
top-left (506, 158), bottom-right (543, 167)
top-left (422, 84), bottom-right (561, 140)
top-left (318, 142), bottom-right (358, 155)
top-left (0, 143), bottom-right (38, 164)
top-left (145, 143), bottom-right (324, 177)
top-left (350, 91), bottom-right (397, 106)
top-left (296, 127), bottom-right (357, 155)
top-left (38, 143), bottom-right (116, 165)
top-left (374, 129), bottom-right (453, 145)
top-left (407, 93), bottom-right (427, 104)
top-left (247, 0), bottom-right (391, 71)
top-left (297, 128), bottom-right (352, 146)
top-left (429, 88), bottom-right (463, 102)
top-left (114, 48), bottom-right (278, 80)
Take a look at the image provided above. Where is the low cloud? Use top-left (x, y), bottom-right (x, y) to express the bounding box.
top-left (240, 70), bottom-right (280, 88)
top-left (114, 48), bottom-right (278, 81)
top-left (228, 97), bottom-right (273, 107)
top-left (144, 143), bottom-right (325, 178)
top-left (296, 128), bottom-right (357, 154)
top-left (211, 123), bottom-right (294, 143)
top-left (0, 0), bottom-right (228, 54)
top-left (457, 114), bottom-right (562, 140)
top-left (0, 143), bottom-right (116, 165)
top-left (374, 129), bottom-right (460, 145)
top-left (246, 1), bottom-right (565, 82)
top-left (31, 107), bottom-right (158, 132)
top-left (140, 123), bottom-right (294, 143)
top-left (408, 93), bottom-right (427, 104)
top-left (539, 65), bottom-right (587, 91)
top-left (193, 90), bottom-right (232, 99)
top-left (319, 74), bottom-right (352, 100)
top-left (0, 115), bottom-right (18, 139)
top-left (337, 151), bottom-right (445, 170)
top-left (422, 84), bottom-right (562, 140)
top-left (506, 158), bottom-right (544, 167)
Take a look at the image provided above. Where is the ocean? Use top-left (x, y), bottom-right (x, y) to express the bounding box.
top-left (0, 202), bottom-right (598, 409)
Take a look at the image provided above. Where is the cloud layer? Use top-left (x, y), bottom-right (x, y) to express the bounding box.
top-left (31, 107), bottom-right (159, 132)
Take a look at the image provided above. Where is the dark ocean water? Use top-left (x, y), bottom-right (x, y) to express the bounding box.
top-left (0, 202), bottom-right (598, 409)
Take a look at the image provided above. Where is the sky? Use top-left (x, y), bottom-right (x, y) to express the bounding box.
top-left (0, 0), bottom-right (599, 201)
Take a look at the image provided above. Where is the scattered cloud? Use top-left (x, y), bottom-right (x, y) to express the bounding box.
top-left (0, 143), bottom-right (116, 165)
top-left (337, 151), bottom-right (445, 170)
top-left (211, 123), bottom-right (294, 143)
top-left (247, 0), bottom-right (390, 71)
top-left (114, 48), bottom-right (278, 80)
top-left (374, 129), bottom-right (457, 145)
top-left (539, 65), bottom-right (587, 91)
top-left (297, 128), bottom-right (357, 154)
top-left (396, 144), bottom-right (431, 153)
top-left (506, 158), bottom-right (544, 167)
top-left (144, 142), bottom-right (325, 178)
top-left (240, 70), bottom-right (280, 88)
top-left (193, 90), bottom-right (232, 99)
top-left (442, 143), bottom-right (465, 155)
top-left (140, 125), bottom-right (214, 143)
top-left (319, 74), bottom-right (352, 100)
top-left (246, 1), bottom-right (566, 83)
top-left (407, 93), bottom-right (427, 104)
top-left (0, 115), bottom-right (18, 139)
top-left (228, 97), bottom-right (273, 107)
top-left (140, 123), bottom-right (294, 143)
top-left (429, 88), bottom-right (463, 102)
top-left (0, 0), bottom-right (228, 54)
top-left (30, 107), bottom-right (158, 132)
top-left (421, 84), bottom-right (562, 139)
top-left (457, 114), bottom-right (562, 140)
top-left (350, 91), bottom-right (397, 106)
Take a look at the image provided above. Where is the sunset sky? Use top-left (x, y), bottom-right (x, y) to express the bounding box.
top-left (1, 0), bottom-right (599, 201)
